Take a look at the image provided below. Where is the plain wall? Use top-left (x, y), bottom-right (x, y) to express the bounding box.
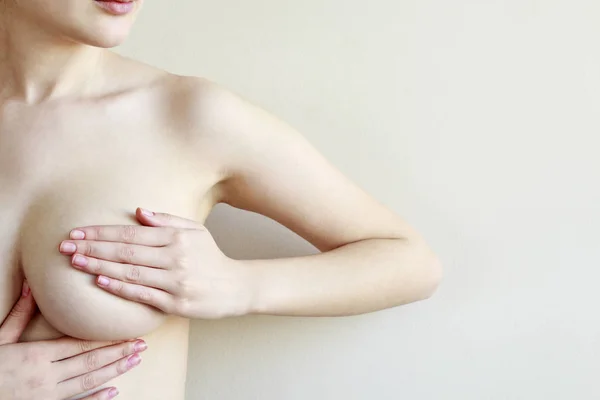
top-left (117, 1), bottom-right (600, 399)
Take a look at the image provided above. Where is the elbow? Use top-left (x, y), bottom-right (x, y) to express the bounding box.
top-left (383, 237), bottom-right (444, 308)
top-left (402, 238), bottom-right (443, 303)
top-left (419, 254), bottom-right (443, 300)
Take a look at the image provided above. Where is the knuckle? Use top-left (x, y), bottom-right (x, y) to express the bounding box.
top-left (138, 289), bottom-right (152, 302)
top-left (90, 258), bottom-right (103, 273)
top-left (123, 343), bottom-right (134, 358)
top-left (81, 243), bottom-right (93, 257)
top-left (85, 351), bottom-right (100, 371)
top-left (175, 277), bottom-right (193, 297)
top-left (113, 281), bottom-right (125, 294)
top-left (8, 303), bottom-right (26, 318)
top-left (118, 245), bottom-right (135, 263)
top-left (126, 265), bottom-right (141, 283)
top-left (172, 250), bottom-right (189, 270)
top-left (81, 373), bottom-right (97, 391)
top-left (174, 298), bottom-right (190, 315)
top-left (116, 359), bottom-right (128, 375)
top-left (93, 226), bottom-right (104, 239)
top-left (120, 226), bottom-right (137, 242)
top-left (171, 230), bottom-right (189, 247)
top-left (78, 340), bottom-right (94, 353)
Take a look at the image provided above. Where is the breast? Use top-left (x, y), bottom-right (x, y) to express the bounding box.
top-left (19, 176), bottom-right (200, 341)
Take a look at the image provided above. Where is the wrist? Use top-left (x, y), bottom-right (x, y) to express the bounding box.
top-left (233, 258), bottom-right (270, 316)
top-left (229, 257), bottom-right (265, 317)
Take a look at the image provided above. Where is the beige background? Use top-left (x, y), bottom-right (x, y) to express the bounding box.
top-left (117, 1), bottom-right (600, 399)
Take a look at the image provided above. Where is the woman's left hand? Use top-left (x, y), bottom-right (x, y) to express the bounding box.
top-left (58, 208), bottom-right (254, 319)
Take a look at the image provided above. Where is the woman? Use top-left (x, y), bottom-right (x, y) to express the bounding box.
top-left (0, 0), bottom-right (442, 399)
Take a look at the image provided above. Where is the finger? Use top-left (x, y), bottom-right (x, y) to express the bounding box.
top-left (136, 207), bottom-right (203, 229)
top-left (70, 255), bottom-right (175, 292)
top-left (96, 276), bottom-right (175, 314)
top-left (69, 225), bottom-right (175, 247)
top-left (0, 281), bottom-right (37, 345)
top-left (57, 339), bottom-right (147, 382)
top-left (47, 337), bottom-right (132, 361)
top-left (58, 353), bottom-right (142, 399)
top-left (59, 240), bottom-right (171, 269)
top-left (81, 387), bottom-right (120, 400)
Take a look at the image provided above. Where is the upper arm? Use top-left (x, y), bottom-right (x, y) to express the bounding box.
top-left (188, 80), bottom-right (420, 252)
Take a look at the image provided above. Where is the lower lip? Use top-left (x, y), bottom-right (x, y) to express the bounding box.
top-left (94, 0), bottom-right (136, 15)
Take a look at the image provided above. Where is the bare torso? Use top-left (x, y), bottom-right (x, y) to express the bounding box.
top-left (0, 53), bottom-right (222, 399)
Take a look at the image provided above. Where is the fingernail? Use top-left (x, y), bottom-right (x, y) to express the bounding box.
top-left (108, 387), bottom-right (119, 398)
top-left (127, 353), bottom-right (142, 369)
top-left (72, 255), bottom-right (89, 268)
top-left (60, 241), bottom-right (77, 254)
top-left (140, 208), bottom-right (154, 217)
top-left (134, 340), bottom-right (148, 352)
top-left (70, 229), bottom-right (85, 240)
top-left (97, 276), bottom-right (110, 287)
top-left (22, 280), bottom-right (30, 297)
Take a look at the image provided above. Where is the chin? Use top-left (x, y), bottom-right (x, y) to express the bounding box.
top-left (85, 33), bottom-right (131, 48)
top-left (73, 24), bottom-right (134, 48)
top-left (69, 8), bottom-right (140, 48)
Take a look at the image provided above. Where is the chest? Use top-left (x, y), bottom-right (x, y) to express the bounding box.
top-left (0, 103), bottom-right (219, 336)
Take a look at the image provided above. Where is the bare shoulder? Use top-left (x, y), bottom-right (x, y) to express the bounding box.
top-left (155, 73), bottom-right (290, 174)
top-left (159, 74), bottom-right (259, 135)
top-left (162, 75), bottom-right (304, 152)
top-left (104, 55), bottom-right (237, 146)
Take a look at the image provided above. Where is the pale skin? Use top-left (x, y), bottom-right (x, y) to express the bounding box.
top-left (60, 207), bottom-right (442, 319)
top-left (0, 0), bottom-right (442, 398)
top-left (0, 282), bottom-right (146, 400)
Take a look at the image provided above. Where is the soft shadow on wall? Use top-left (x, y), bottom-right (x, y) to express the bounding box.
top-left (186, 203), bottom-right (426, 400)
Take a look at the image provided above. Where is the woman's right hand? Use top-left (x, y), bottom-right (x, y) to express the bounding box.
top-left (0, 281), bottom-right (146, 400)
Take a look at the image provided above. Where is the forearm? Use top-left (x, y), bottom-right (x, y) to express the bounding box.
top-left (243, 238), bottom-right (442, 317)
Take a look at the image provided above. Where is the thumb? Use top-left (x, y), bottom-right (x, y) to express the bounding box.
top-left (0, 281), bottom-right (37, 345)
top-left (136, 207), bottom-right (203, 229)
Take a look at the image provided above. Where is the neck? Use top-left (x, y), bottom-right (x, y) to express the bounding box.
top-left (0, 11), bottom-right (105, 104)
